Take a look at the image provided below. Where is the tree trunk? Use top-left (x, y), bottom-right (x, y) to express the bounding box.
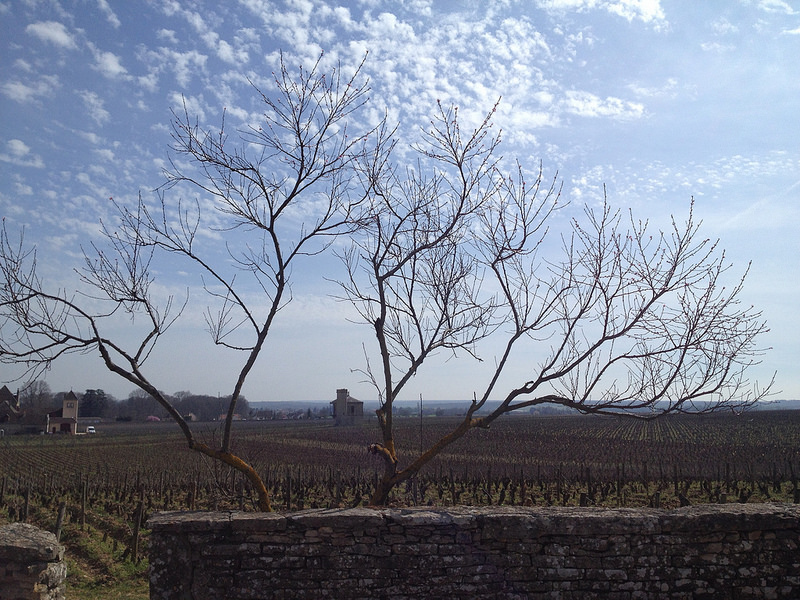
top-left (369, 475), bottom-right (396, 507)
top-left (369, 414), bottom-right (479, 506)
top-left (193, 443), bottom-right (272, 511)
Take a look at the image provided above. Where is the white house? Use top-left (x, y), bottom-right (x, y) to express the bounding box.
top-left (46, 391), bottom-right (79, 434)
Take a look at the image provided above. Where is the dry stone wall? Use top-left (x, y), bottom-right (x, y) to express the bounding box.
top-left (148, 504), bottom-right (800, 600)
top-left (0, 522), bottom-right (66, 600)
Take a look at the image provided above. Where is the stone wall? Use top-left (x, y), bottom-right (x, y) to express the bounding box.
top-left (148, 504), bottom-right (800, 599)
top-left (0, 522), bottom-right (66, 600)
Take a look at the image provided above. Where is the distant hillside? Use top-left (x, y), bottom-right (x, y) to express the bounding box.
top-left (248, 398), bottom-right (800, 416)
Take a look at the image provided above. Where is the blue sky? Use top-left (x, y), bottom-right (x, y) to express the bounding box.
top-left (1, 0), bottom-right (798, 403)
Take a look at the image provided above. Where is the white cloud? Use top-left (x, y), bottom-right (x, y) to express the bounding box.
top-left (13, 58), bottom-right (33, 72)
top-left (73, 172), bottom-right (113, 205)
top-left (608, 0), bottom-right (665, 24)
top-left (79, 90), bottom-right (111, 125)
top-left (711, 18), bottom-right (739, 36)
top-left (217, 39), bottom-right (236, 63)
top-left (138, 46), bottom-right (207, 88)
top-left (93, 148), bottom-right (115, 162)
top-left (25, 21), bottom-right (77, 49)
top-left (0, 139), bottom-right (44, 168)
top-left (536, 0), bottom-right (666, 26)
top-left (498, 105), bottom-right (554, 143)
top-left (137, 71), bottom-right (159, 93)
top-left (756, 0), bottom-right (797, 14)
top-left (77, 131), bottom-right (102, 146)
top-left (627, 77), bottom-right (678, 98)
top-left (700, 41), bottom-right (735, 53)
top-left (97, 0), bottom-right (121, 28)
top-left (92, 48), bottom-right (128, 78)
top-left (169, 49), bottom-right (208, 86)
top-left (169, 92), bottom-right (208, 123)
top-left (323, 5), bottom-right (355, 30)
top-left (563, 90), bottom-right (644, 119)
top-left (1, 75), bottom-right (59, 103)
top-left (167, 7), bottom-right (248, 65)
top-left (275, 6), bottom-right (559, 143)
top-left (567, 152), bottom-right (800, 233)
top-left (398, 0), bottom-right (432, 18)
top-left (9, 139), bottom-right (32, 157)
top-left (157, 29), bottom-right (179, 44)
top-left (7, 139), bottom-right (31, 158)
top-left (15, 181), bottom-right (33, 196)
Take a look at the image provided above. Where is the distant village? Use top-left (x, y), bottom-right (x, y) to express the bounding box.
top-left (0, 382), bottom-right (615, 436)
top-left (0, 384), bottom-right (367, 434)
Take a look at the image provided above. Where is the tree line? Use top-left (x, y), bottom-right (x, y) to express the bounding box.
top-left (14, 381), bottom-right (251, 425)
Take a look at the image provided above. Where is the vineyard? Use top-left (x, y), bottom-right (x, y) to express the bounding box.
top-left (1, 410), bottom-right (799, 598)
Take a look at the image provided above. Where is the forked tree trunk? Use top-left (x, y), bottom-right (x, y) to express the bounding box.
top-left (193, 443), bottom-right (272, 512)
top-left (369, 414), bottom-right (479, 506)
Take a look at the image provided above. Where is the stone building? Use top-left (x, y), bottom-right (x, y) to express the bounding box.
top-left (330, 388), bottom-right (364, 424)
top-left (45, 391), bottom-right (79, 434)
top-left (0, 385), bottom-right (23, 423)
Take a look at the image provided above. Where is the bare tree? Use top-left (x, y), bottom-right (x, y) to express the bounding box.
top-left (340, 101), bottom-right (773, 506)
top-left (18, 380), bottom-right (54, 424)
top-left (0, 53), bottom-right (375, 511)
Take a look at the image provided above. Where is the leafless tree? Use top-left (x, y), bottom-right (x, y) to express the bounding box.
top-left (0, 53), bottom-right (375, 511)
top-left (339, 101), bottom-right (774, 506)
top-left (17, 380), bottom-right (54, 424)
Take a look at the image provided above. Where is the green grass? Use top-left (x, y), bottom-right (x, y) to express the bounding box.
top-left (1, 504), bottom-right (149, 599)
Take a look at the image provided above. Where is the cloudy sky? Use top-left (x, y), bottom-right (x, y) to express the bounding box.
top-left (1, 0), bottom-right (798, 404)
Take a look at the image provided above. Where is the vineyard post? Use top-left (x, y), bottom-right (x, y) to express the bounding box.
top-left (673, 464), bottom-right (679, 497)
top-left (557, 466), bottom-right (562, 499)
top-left (54, 501), bottom-right (66, 542)
top-left (642, 462), bottom-right (648, 492)
top-left (80, 478), bottom-right (87, 531)
top-left (419, 393), bottom-right (423, 456)
top-left (131, 498), bottom-right (143, 563)
top-left (587, 466), bottom-right (593, 503)
top-left (285, 467), bottom-right (292, 511)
